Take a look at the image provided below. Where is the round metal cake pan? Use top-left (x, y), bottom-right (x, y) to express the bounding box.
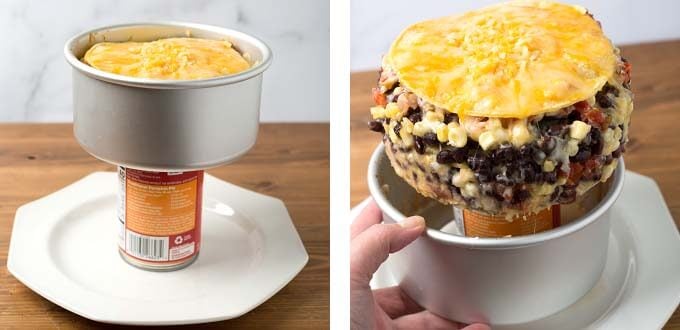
top-left (368, 143), bottom-right (625, 325)
top-left (64, 22), bottom-right (272, 171)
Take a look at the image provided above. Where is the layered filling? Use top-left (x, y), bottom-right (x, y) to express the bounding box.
top-left (369, 57), bottom-right (632, 215)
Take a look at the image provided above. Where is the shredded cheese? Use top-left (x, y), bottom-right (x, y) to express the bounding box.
top-left (386, 0), bottom-right (617, 118)
top-left (83, 37), bottom-right (251, 80)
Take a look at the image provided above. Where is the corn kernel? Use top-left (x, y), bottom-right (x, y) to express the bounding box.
top-left (370, 106), bottom-right (386, 119)
top-left (388, 124), bottom-right (400, 143)
top-left (566, 139), bottom-right (580, 156)
top-left (569, 120), bottom-right (591, 140)
top-left (402, 117), bottom-right (414, 134)
top-left (412, 122), bottom-right (429, 136)
top-left (510, 119), bottom-right (532, 147)
top-left (452, 167), bottom-right (474, 187)
top-left (601, 128), bottom-right (620, 155)
top-left (401, 130), bottom-right (414, 147)
top-left (447, 123), bottom-right (468, 148)
top-left (401, 118), bottom-right (415, 147)
top-left (543, 160), bottom-right (556, 172)
top-left (436, 125), bottom-right (449, 142)
top-left (478, 131), bottom-right (495, 150)
top-left (385, 102), bottom-right (402, 120)
top-left (462, 183), bottom-right (479, 198)
top-left (479, 129), bottom-right (508, 150)
top-left (425, 110), bottom-right (444, 122)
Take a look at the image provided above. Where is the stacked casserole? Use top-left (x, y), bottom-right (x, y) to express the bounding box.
top-left (369, 0), bottom-right (633, 216)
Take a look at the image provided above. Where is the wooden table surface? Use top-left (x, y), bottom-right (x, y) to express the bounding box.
top-left (0, 123), bottom-right (329, 329)
top-left (351, 40), bottom-right (680, 328)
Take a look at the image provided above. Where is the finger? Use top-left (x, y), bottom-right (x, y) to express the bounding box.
top-left (351, 199), bottom-right (383, 240)
top-left (373, 286), bottom-right (423, 318)
top-left (392, 311), bottom-right (463, 330)
top-left (350, 216), bottom-right (425, 284)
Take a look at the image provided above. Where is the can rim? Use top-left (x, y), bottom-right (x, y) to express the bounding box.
top-left (368, 143), bottom-right (625, 249)
top-left (63, 21), bottom-right (272, 89)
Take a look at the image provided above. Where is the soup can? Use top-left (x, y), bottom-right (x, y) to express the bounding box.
top-left (452, 205), bottom-right (561, 238)
top-left (117, 167), bottom-right (204, 270)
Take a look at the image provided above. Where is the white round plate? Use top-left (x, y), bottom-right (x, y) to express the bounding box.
top-left (351, 171), bottom-right (680, 329)
top-left (8, 172), bottom-right (308, 325)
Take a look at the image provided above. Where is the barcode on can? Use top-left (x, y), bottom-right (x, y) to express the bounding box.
top-left (126, 231), bottom-right (169, 261)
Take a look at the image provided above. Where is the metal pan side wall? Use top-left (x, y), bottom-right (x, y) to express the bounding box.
top-left (65, 22), bottom-right (272, 171)
top-left (72, 69), bottom-right (262, 171)
top-left (368, 143), bottom-right (622, 324)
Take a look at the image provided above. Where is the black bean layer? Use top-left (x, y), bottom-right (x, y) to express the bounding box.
top-left (372, 67), bottom-right (628, 209)
top-left (368, 120), bottom-right (384, 133)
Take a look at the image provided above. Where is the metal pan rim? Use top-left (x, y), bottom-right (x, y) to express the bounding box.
top-left (63, 21), bottom-right (272, 89)
top-left (368, 143), bottom-right (625, 249)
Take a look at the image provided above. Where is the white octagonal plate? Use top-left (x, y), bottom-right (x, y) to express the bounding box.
top-left (7, 172), bottom-right (308, 325)
top-left (354, 171), bottom-right (680, 329)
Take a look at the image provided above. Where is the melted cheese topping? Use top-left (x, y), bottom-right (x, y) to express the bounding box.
top-left (82, 37), bottom-right (251, 80)
top-left (386, 0), bottom-right (617, 118)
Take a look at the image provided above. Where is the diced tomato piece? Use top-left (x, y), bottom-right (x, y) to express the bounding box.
top-left (372, 87), bottom-right (387, 106)
top-left (584, 158), bottom-right (600, 170)
top-left (574, 101), bottom-right (605, 128)
top-left (583, 109), bottom-right (606, 128)
top-left (622, 61), bottom-right (632, 85)
top-left (579, 158), bottom-right (600, 180)
top-left (567, 162), bottom-right (584, 186)
top-left (574, 101), bottom-right (590, 112)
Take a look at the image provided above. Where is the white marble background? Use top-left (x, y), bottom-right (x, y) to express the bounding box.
top-left (352, 0), bottom-right (680, 71)
top-left (0, 0), bottom-right (329, 122)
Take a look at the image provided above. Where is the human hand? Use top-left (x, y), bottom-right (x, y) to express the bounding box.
top-left (350, 199), bottom-right (491, 330)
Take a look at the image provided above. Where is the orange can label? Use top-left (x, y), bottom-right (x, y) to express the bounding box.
top-left (117, 167), bottom-right (203, 264)
top-left (455, 205), bottom-right (561, 238)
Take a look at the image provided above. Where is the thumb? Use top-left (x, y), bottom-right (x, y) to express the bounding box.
top-left (350, 216), bottom-right (425, 285)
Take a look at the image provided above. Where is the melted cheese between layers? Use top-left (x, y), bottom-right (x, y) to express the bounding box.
top-left (386, 0), bottom-right (617, 118)
top-left (82, 37), bottom-right (251, 80)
